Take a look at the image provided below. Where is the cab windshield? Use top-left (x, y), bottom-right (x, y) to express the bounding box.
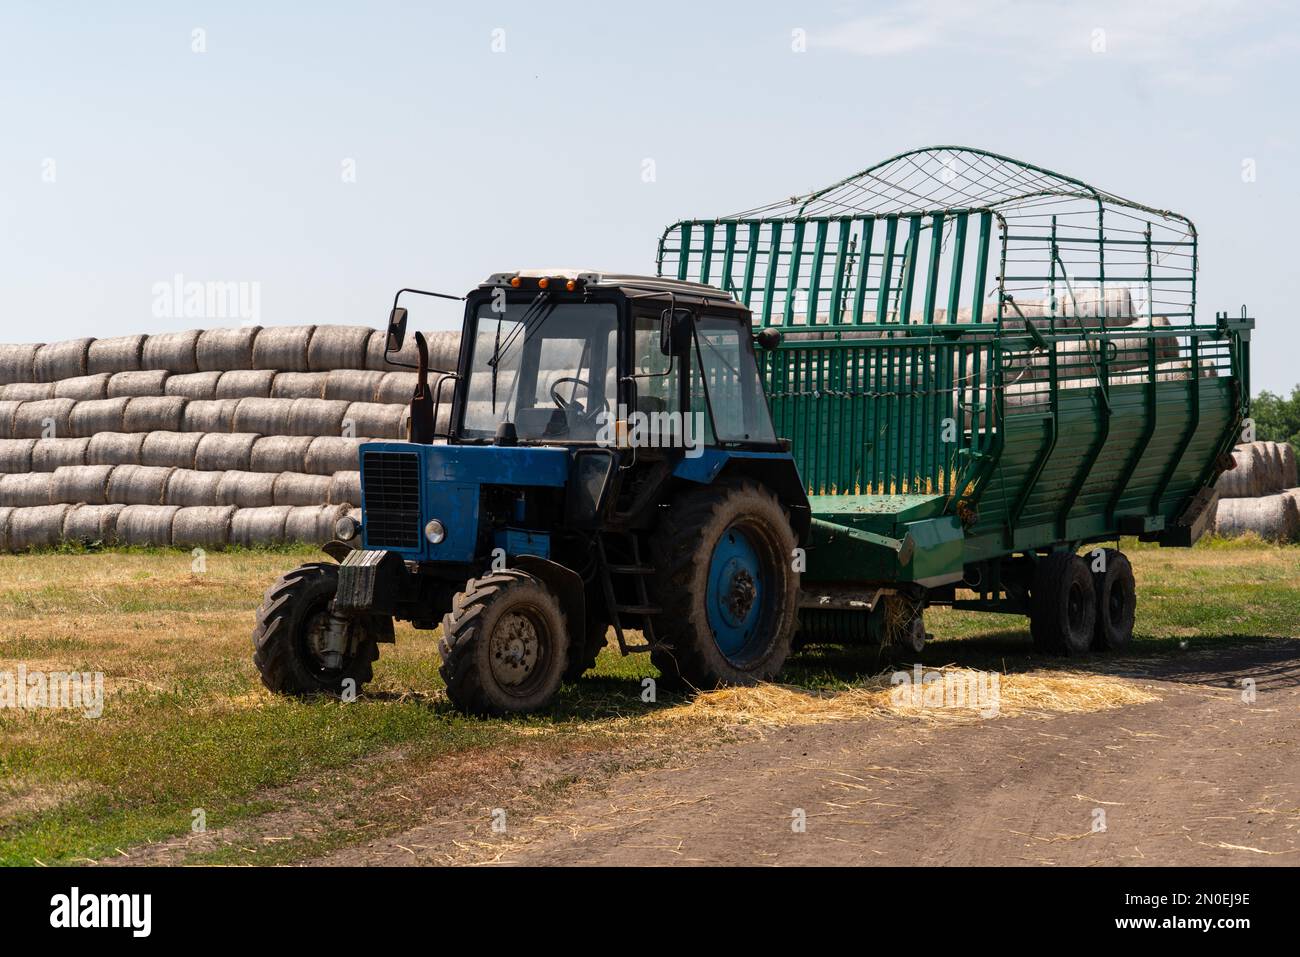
top-left (461, 299), bottom-right (618, 441)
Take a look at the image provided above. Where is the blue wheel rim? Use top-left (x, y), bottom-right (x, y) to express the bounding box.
top-left (706, 524), bottom-right (765, 661)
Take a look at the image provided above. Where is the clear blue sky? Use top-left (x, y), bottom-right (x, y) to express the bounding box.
top-left (2, 1), bottom-right (1296, 392)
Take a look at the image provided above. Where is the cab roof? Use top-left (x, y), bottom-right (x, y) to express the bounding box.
top-left (483, 269), bottom-right (734, 303)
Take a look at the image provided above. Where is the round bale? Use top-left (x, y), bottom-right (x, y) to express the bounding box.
top-left (0, 439), bottom-right (37, 472)
top-left (51, 464), bottom-right (115, 505)
top-left (106, 464), bottom-right (174, 505)
top-left (87, 335), bottom-right (147, 375)
top-left (172, 505), bottom-right (237, 548)
top-left (328, 470), bottom-right (362, 506)
top-left (164, 468), bottom-right (225, 507)
top-left (364, 328), bottom-right (419, 370)
top-left (375, 371), bottom-right (421, 405)
top-left (289, 398), bottom-right (348, 437)
top-left (285, 503), bottom-right (349, 543)
top-left (215, 369), bottom-right (276, 399)
top-left (216, 470), bottom-right (277, 508)
top-left (343, 401), bottom-right (404, 440)
top-left (7, 504), bottom-right (74, 550)
top-left (115, 504), bottom-right (180, 546)
top-left (324, 369), bottom-right (384, 403)
top-left (271, 372), bottom-right (328, 399)
top-left (165, 371), bottom-right (222, 400)
top-left (141, 431), bottom-right (203, 469)
top-left (32, 437), bottom-right (91, 470)
top-left (182, 398), bottom-right (240, 433)
top-left (13, 398), bottom-right (76, 439)
top-left (196, 326), bottom-right (262, 372)
top-left (68, 397), bottom-right (129, 437)
top-left (123, 396), bottom-right (187, 434)
top-left (194, 433), bottom-right (259, 472)
top-left (307, 325), bottom-right (372, 372)
top-left (232, 397), bottom-right (293, 436)
top-left (1214, 493), bottom-right (1300, 542)
top-left (0, 344), bottom-right (42, 386)
top-left (0, 382), bottom-right (56, 401)
top-left (54, 373), bottom-right (112, 401)
top-left (62, 503), bottom-right (125, 544)
top-left (252, 326), bottom-right (316, 372)
top-left (107, 370), bottom-right (171, 398)
top-left (141, 330), bottom-right (200, 373)
top-left (230, 505), bottom-right (292, 546)
top-left (86, 432), bottom-right (147, 466)
top-left (0, 472), bottom-right (53, 506)
top-left (249, 435), bottom-right (312, 473)
top-left (33, 338), bottom-right (93, 382)
top-left (304, 436), bottom-right (365, 475)
top-left (273, 472), bottom-right (332, 506)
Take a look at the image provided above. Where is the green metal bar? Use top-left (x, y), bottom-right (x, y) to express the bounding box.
top-left (783, 220), bottom-right (806, 327)
top-left (741, 222), bottom-right (760, 309)
top-left (971, 212), bottom-right (991, 324)
top-left (946, 212), bottom-right (968, 323)
top-left (876, 216), bottom-right (898, 323)
top-left (760, 221), bottom-right (783, 326)
top-left (828, 219), bottom-right (852, 323)
top-left (923, 213), bottom-right (944, 323)
top-left (1008, 342), bottom-right (1059, 533)
top-left (1106, 336), bottom-right (1159, 523)
top-left (676, 223), bottom-right (692, 281)
top-left (897, 214), bottom-right (922, 323)
top-left (806, 219), bottom-right (829, 325)
top-left (1151, 336), bottom-right (1201, 514)
top-left (698, 222), bottom-right (715, 286)
top-left (719, 221), bottom-right (737, 295)
top-left (851, 218), bottom-right (875, 324)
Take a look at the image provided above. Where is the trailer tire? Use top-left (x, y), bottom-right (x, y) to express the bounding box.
top-left (1092, 549), bottom-right (1136, 652)
top-left (1030, 552), bottom-right (1096, 656)
top-left (650, 481), bottom-right (799, 689)
top-left (252, 562), bottom-right (383, 697)
top-left (439, 570), bottom-right (570, 715)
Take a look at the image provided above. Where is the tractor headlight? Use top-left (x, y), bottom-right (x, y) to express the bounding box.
top-left (424, 519), bottom-right (446, 544)
top-left (335, 515), bottom-right (360, 542)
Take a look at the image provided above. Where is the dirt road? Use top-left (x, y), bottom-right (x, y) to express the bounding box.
top-left (320, 641), bottom-right (1299, 866)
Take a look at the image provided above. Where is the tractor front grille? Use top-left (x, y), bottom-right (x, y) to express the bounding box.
top-left (362, 451), bottom-right (421, 549)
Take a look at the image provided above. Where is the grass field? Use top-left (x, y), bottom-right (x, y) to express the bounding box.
top-left (1, 538), bottom-right (1297, 865)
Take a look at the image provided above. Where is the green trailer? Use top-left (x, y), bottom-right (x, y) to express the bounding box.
top-left (658, 146), bottom-right (1252, 654)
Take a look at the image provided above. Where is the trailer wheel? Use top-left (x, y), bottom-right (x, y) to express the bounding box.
top-left (563, 615), bottom-right (610, 682)
top-left (1030, 552), bottom-right (1096, 656)
top-left (650, 481), bottom-right (799, 688)
top-left (252, 562), bottom-right (384, 697)
top-left (1092, 549), bottom-right (1136, 651)
top-left (439, 570), bottom-right (570, 715)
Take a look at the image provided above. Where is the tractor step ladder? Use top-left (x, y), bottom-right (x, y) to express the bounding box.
top-left (595, 533), bottom-right (660, 654)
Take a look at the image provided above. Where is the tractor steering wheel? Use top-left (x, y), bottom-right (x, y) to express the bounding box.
top-left (549, 377), bottom-right (606, 421)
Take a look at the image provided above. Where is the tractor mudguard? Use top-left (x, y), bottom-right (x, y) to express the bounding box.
top-left (510, 555), bottom-right (586, 642)
top-left (334, 549), bottom-right (409, 619)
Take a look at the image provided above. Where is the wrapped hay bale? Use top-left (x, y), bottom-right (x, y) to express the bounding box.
top-left (115, 504), bottom-right (180, 546)
top-left (216, 470), bottom-right (277, 508)
top-left (364, 328), bottom-right (421, 370)
top-left (1281, 444), bottom-right (1299, 489)
top-left (307, 325), bottom-right (372, 371)
top-left (165, 371), bottom-right (222, 400)
top-left (1214, 444), bottom-right (1267, 499)
top-left (196, 326), bottom-right (261, 372)
top-left (289, 398), bottom-right (349, 436)
top-left (123, 396), bottom-right (187, 433)
top-left (194, 433), bottom-right (259, 472)
top-left (0, 343), bottom-right (42, 386)
top-left (273, 472), bottom-right (332, 506)
top-left (271, 371), bottom-right (328, 399)
top-left (13, 398), bottom-right (76, 439)
top-left (141, 330), bottom-right (200, 373)
top-left (252, 325), bottom-right (315, 372)
top-left (32, 437), bottom-right (91, 470)
top-left (7, 504), bottom-right (73, 550)
top-left (304, 435), bottom-right (364, 475)
top-left (141, 431), bottom-right (203, 469)
top-left (215, 369), bottom-right (276, 399)
top-left (164, 469), bottom-right (225, 507)
top-left (0, 438), bottom-right (37, 472)
top-left (51, 465), bottom-right (115, 505)
top-left (62, 503), bottom-right (124, 544)
top-left (68, 397), bottom-right (129, 437)
top-left (1214, 493), bottom-right (1300, 542)
top-left (182, 398), bottom-right (240, 433)
top-left (106, 464), bottom-right (174, 505)
top-left (285, 503), bottom-right (349, 543)
top-left (0, 506), bottom-right (9, 550)
top-left (324, 369), bottom-right (384, 403)
top-left (107, 369), bottom-right (170, 398)
top-left (343, 401), bottom-right (405, 440)
top-left (33, 338), bottom-right (93, 382)
top-left (54, 373), bottom-right (112, 401)
top-left (86, 432), bottom-right (147, 466)
top-left (375, 371), bottom-right (423, 405)
top-left (0, 382), bottom-right (56, 401)
top-left (0, 472), bottom-right (53, 506)
top-left (232, 397), bottom-right (292, 436)
top-left (0, 401), bottom-right (20, 439)
top-left (87, 334), bottom-right (147, 375)
top-left (328, 470), bottom-right (362, 506)
top-left (250, 435), bottom-right (312, 473)
top-left (230, 505), bottom-right (292, 546)
top-left (172, 505), bottom-right (237, 548)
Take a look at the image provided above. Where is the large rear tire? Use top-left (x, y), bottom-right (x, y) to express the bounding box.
top-left (439, 570), bottom-right (570, 715)
top-left (252, 562), bottom-right (385, 696)
top-left (1030, 552), bottom-right (1096, 656)
top-left (650, 481), bottom-right (799, 689)
top-left (1092, 548), bottom-right (1136, 651)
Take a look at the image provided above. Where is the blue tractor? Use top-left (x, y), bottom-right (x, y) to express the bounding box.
top-left (253, 271), bottom-right (810, 714)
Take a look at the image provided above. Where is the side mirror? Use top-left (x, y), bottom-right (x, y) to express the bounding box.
top-left (659, 308), bottom-right (690, 356)
top-left (755, 328), bottom-right (782, 350)
top-left (386, 307), bottom-right (409, 353)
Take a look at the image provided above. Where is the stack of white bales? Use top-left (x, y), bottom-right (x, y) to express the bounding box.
top-left (0, 325), bottom-right (460, 550)
top-left (1213, 440), bottom-right (1300, 541)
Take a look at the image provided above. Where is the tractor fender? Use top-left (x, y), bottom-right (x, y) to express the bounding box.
top-left (672, 450), bottom-right (811, 544)
top-left (510, 555), bottom-right (585, 641)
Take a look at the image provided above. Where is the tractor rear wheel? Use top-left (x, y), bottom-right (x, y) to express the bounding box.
top-left (650, 481), bottom-right (799, 689)
top-left (1092, 548), bottom-right (1136, 651)
top-left (1030, 552), bottom-right (1096, 655)
top-left (439, 570), bottom-right (570, 715)
top-left (253, 562), bottom-right (386, 697)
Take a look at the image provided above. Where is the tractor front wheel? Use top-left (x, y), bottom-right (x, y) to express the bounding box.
top-left (650, 481), bottom-right (799, 689)
top-left (252, 562), bottom-right (387, 697)
top-left (439, 570), bottom-right (570, 715)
